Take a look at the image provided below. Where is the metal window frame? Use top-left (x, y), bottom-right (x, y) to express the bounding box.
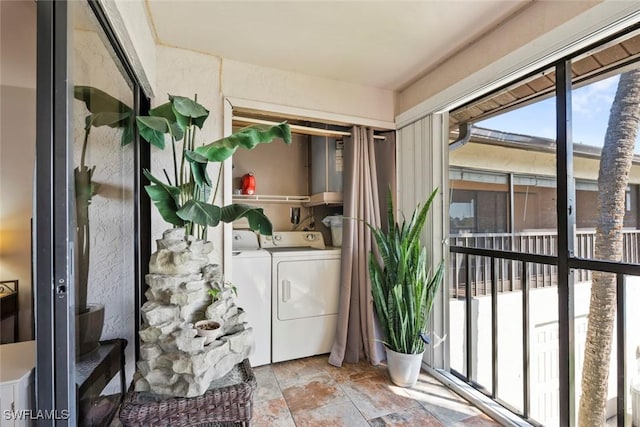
top-left (448, 25), bottom-right (640, 426)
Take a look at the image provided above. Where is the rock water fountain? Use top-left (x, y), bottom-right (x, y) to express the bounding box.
top-left (134, 228), bottom-right (253, 398)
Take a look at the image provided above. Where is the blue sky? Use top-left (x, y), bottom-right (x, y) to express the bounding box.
top-left (477, 74), bottom-right (640, 151)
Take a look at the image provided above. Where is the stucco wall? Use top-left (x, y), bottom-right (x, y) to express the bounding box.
top-left (73, 23), bottom-right (137, 382)
top-left (0, 0), bottom-right (36, 342)
top-left (152, 45), bottom-right (224, 262)
top-left (107, 0), bottom-right (157, 96)
top-left (450, 143), bottom-right (640, 185)
top-left (222, 59), bottom-right (395, 124)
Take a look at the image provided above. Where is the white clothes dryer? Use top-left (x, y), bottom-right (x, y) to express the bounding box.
top-left (261, 232), bottom-right (341, 363)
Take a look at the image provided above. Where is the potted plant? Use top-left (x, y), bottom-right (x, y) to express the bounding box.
top-left (133, 97), bottom-right (289, 396)
top-left (367, 188), bottom-right (444, 387)
top-left (135, 94), bottom-right (291, 237)
top-left (73, 86), bottom-right (134, 356)
top-left (194, 320), bottom-right (222, 344)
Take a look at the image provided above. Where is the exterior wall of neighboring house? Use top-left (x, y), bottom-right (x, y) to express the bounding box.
top-left (448, 133), bottom-right (640, 421)
top-left (450, 139), bottom-right (640, 234)
top-left (451, 141), bottom-right (640, 185)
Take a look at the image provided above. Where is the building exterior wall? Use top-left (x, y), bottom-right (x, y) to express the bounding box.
top-left (450, 142), bottom-right (640, 234)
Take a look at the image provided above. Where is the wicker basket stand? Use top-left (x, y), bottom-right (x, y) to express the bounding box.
top-left (119, 359), bottom-right (256, 426)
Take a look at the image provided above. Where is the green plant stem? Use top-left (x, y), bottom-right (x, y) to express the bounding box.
top-left (163, 169), bottom-right (172, 186)
top-left (212, 162), bottom-right (223, 204)
top-left (171, 136), bottom-right (178, 191)
top-left (180, 127), bottom-right (188, 190)
top-left (190, 118), bottom-right (196, 151)
top-left (190, 122), bottom-right (196, 199)
top-left (81, 127), bottom-right (91, 169)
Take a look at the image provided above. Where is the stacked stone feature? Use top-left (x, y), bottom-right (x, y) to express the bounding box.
top-left (135, 228), bottom-right (253, 398)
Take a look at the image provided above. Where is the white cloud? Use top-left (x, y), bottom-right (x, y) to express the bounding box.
top-left (572, 75), bottom-right (618, 117)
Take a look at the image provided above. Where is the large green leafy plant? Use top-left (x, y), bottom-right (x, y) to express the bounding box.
top-left (136, 94), bottom-right (291, 238)
top-left (74, 86), bottom-right (133, 313)
top-left (368, 188), bottom-right (445, 355)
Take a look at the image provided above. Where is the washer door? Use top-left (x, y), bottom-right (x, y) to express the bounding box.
top-left (232, 252), bottom-right (271, 366)
top-left (276, 257), bottom-right (341, 320)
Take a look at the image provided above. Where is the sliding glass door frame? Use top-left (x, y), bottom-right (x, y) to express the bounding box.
top-left (35, 1), bottom-right (75, 422)
top-left (35, 1), bottom-right (150, 423)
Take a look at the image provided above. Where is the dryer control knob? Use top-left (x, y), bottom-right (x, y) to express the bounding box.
top-left (306, 234), bottom-right (316, 241)
top-left (274, 234), bottom-right (282, 241)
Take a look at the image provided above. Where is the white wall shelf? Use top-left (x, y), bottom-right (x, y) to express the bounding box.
top-left (232, 194), bottom-right (311, 205)
top-left (303, 192), bottom-right (343, 207)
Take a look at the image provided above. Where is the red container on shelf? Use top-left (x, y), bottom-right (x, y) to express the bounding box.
top-left (241, 173), bottom-right (256, 195)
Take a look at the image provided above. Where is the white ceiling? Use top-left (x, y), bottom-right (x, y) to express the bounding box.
top-left (146, 1), bottom-right (530, 91)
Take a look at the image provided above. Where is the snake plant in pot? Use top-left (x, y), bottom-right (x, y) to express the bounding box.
top-left (136, 94), bottom-right (291, 237)
top-left (368, 188), bottom-right (444, 387)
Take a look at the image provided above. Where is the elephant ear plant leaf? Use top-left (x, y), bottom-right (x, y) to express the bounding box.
top-left (367, 188), bottom-right (445, 355)
top-left (73, 85), bottom-right (133, 313)
top-left (136, 94), bottom-right (292, 238)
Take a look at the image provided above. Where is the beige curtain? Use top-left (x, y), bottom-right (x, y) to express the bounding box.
top-left (328, 127), bottom-right (395, 366)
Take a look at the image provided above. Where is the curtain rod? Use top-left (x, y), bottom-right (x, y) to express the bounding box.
top-left (233, 116), bottom-right (386, 140)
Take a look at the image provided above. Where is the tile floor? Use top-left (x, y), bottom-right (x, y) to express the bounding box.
top-left (252, 354), bottom-right (503, 426)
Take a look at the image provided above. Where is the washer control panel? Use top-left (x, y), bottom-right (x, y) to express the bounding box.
top-left (260, 231), bottom-right (326, 249)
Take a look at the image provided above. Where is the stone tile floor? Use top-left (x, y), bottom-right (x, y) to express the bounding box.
top-left (252, 354), bottom-right (503, 426)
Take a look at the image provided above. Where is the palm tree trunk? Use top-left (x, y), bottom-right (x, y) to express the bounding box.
top-left (578, 69), bottom-right (640, 426)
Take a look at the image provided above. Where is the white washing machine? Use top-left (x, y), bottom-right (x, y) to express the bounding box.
top-left (231, 230), bottom-right (271, 366)
top-left (260, 232), bottom-right (342, 363)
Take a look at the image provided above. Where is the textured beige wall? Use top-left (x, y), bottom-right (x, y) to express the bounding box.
top-left (73, 22), bottom-right (138, 383)
top-left (0, 0), bottom-right (36, 342)
top-left (222, 59), bottom-right (395, 124)
top-left (109, 0), bottom-right (157, 96)
top-left (450, 143), bottom-right (640, 185)
top-left (152, 46), bottom-right (224, 262)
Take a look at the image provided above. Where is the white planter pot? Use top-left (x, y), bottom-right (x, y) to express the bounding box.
top-left (385, 347), bottom-right (425, 387)
top-left (195, 320), bottom-right (223, 345)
